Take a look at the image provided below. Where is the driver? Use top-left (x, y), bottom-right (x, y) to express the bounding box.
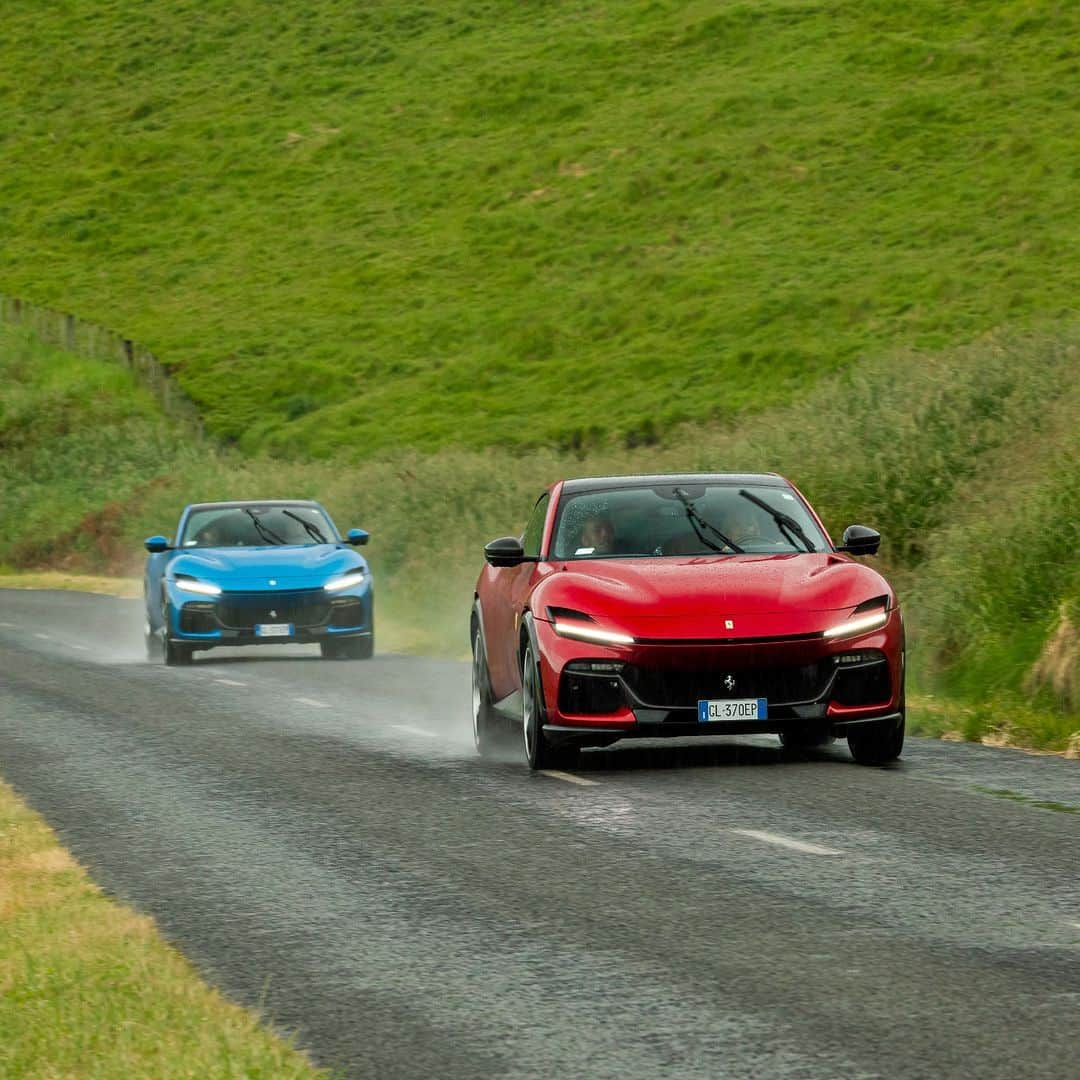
top-left (578, 511), bottom-right (616, 555)
top-left (194, 515), bottom-right (236, 547)
top-left (721, 504), bottom-right (764, 547)
top-left (194, 522), bottom-right (226, 547)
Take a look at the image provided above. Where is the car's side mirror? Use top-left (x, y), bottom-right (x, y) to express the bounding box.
top-left (346, 528), bottom-right (369, 546)
top-left (837, 525), bottom-right (880, 556)
top-left (144, 535), bottom-right (170, 554)
top-left (484, 536), bottom-right (530, 567)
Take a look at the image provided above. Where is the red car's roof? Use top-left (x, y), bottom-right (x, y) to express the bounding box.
top-left (559, 473), bottom-right (787, 494)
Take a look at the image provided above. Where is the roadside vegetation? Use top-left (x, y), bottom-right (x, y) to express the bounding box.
top-left (2, 1), bottom-right (1075, 1070)
top-left (0, 778), bottom-right (324, 1077)
top-left (1, 1), bottom-right (1078, 455)
top-left (2, 322), bottom-right (1077, 750)
top-left (0, 1), bottom-right (1075, 749)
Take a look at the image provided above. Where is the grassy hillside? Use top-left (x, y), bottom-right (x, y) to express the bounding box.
top-left (1, 0), bottom-right (1078, 455)
top-left (3, 322), bottom-right (1077, 749)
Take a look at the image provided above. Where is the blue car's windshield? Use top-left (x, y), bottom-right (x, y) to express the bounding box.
top-left (551, 483), bottom-right (829, 559)
top-left (180, 505), bottom-right (336, 548)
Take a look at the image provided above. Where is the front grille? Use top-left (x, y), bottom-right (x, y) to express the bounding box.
top-left (216, 589), bottom-right (330, 630)
top-left (622, 660), bottom-right (834, 709)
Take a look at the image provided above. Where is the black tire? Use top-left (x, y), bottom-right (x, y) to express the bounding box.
top-left (144, 615), bottom-right (161, 661)
top-left (471, 626), bottom-right (502, 758)
top-left (522, 643), bottom-right (577, 771)
top-left (847, 713), bottom-right (905, 765)
top-left (163, 636), bottom-right (193, 666)
top-left (779, 726), bottom-right (833, 751)
top-left (321, 634), bottom-right (374, 660)
top-left (159, 600), bottom-right (192, 665)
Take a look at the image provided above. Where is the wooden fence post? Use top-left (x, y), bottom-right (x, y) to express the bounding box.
top-left (0, 292), bottom-right (204, 438)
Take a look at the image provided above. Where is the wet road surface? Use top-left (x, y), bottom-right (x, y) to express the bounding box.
top-left (1, 590), bottom-right (1078, 1078)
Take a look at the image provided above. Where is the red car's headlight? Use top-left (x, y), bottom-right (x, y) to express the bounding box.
top-left (551, 617), bottom-right (635, 646)
top-left (823, 600), bottom-right (890, 641)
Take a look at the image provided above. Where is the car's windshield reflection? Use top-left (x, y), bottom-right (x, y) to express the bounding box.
top-left (181, 505), bottom-right (335, 547)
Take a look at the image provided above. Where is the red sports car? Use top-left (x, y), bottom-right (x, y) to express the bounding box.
top-left (471, 473), bottom-right (904, 769)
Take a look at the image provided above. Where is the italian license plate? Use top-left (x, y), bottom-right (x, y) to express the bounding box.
top-left (255, 623), bottom-right (293, 637)
top-left (698, 698), bottom-right (768, 722)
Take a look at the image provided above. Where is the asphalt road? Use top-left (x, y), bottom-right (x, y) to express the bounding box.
top-left (1, 589), bottom-right (1078, 1079)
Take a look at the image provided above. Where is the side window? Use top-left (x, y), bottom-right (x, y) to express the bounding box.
top-left (521, 493), bottom-right (550, 559)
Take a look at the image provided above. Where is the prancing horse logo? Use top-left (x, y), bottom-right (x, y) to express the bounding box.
top-left (724, 674), bottom-right (736, 692)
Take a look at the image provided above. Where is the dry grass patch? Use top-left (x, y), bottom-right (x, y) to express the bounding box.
top-left (0, 572), bottom-right (142, 599)
top-left (0, 779), bottom-right (325, 1078)
top-left (1025, 602), bottom-right (1080, 709)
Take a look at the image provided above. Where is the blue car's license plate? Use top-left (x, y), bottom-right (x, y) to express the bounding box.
top-left (698, 698), bottom-right (768, 722)
top-left (255, 623), bottom-right (293, 637)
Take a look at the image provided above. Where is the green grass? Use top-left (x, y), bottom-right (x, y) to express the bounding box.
top-left (0, 779), bottom-right (325, 1078)
top-left (1, 0), bottom-right (1078, 454)
top-left (3, 321), bottom-right (1077, 748)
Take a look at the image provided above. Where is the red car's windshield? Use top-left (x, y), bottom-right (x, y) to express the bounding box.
top-left (550, 483), bottom-right (829, 559)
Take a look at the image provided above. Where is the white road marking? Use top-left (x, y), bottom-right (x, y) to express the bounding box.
top-left (539, 770), bottom-right (600, 787)
top-left (1069, 922), bottom-right (1080, 931)
top-left (0, 621), bottom-right (16, 627)
top-left (294, 696), bottom-right (330, 709)
top-left (391, 724), bottom-right (438, 738)
top-left (70, 643), bottom-right (90, 651)
top-left (214, 678), bottom-right (247, 687)
top-left (33, 632), bottom-right (53, 640)
top-left (731, 829), bottom-right (843, 856)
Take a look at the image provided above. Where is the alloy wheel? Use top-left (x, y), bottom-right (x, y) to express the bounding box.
top-left (522, 646), bottom-right (537, 761)
top-left (471, 631), bottom-right (485, 751)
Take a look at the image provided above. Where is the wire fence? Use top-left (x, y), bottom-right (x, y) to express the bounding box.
top-left (0, 293), bottom-right (205, 437)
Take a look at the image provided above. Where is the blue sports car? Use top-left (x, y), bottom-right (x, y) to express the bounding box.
top-left (143, 500), bottom-right (373, 664)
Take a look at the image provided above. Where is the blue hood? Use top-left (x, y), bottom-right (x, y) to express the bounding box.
top-left (169, 545), bottom-right (366, 591)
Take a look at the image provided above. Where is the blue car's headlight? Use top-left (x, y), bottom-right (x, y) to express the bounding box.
top-left (173, 575), bottom-right (222, 597)
top-left (325, 570), bottom-right (366, 593)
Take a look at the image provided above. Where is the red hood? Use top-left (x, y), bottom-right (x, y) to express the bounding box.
top-left (535, 553), bottom-right (893, 641)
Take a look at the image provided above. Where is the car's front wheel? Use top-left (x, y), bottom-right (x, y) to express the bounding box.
top-left (471, 627), bottom-right (502, 758)
top-left (522, 644), bottom-right (576, 771)
top-left (159, 599), bottom-right (192, 665)
top-left (847, 713), bottom-right (905, 765)
top-left (144, 615), bottom-right (161, 661)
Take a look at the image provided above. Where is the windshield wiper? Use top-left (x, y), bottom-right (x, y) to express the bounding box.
top-left (243, 508), bottom-right (286, 545)
top-left (282, 509), bottom-right (327, 544)
top-left (738, 489), bottom-right (816, 552)
top-left (673, 488), bottom-right (744, 554)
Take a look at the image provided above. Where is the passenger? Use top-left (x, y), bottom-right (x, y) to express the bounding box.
top-left (663, 503), bottom-right (760, 554)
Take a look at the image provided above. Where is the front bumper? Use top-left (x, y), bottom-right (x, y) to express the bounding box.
top-left (533, 611), bottom-right (903, 744)
top-left (167, 583), bottom-right (372, 647)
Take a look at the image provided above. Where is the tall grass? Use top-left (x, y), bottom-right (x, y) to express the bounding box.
top-left (3, 322), bottom-right (1077, 746)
